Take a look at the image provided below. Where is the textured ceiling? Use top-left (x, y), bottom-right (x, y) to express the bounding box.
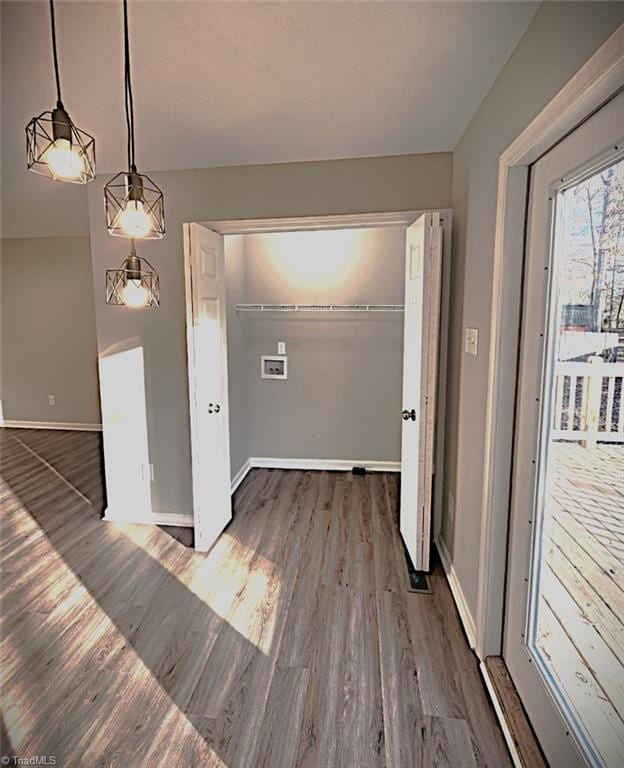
top-left (1, 0), bottom-right (538, 237)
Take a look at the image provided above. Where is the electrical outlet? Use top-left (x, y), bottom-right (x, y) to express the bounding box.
top-left (448, 492), bottom-right (455, 523)
top-left (48, 394), bottom-right (56, 406)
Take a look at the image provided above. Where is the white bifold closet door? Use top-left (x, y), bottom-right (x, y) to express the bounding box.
top-left (184, 223), bottom-right (232, 552)
top-left (184, 216), bottom-right (443, 561)
top-left (400, 212), bottom-right (443, 572)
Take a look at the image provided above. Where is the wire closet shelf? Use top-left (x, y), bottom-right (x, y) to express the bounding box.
top-left (235, 303), bottom-right (404, 313)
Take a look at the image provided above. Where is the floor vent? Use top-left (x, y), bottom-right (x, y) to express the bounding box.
top-left (408, 569), bottom-right (431, 593)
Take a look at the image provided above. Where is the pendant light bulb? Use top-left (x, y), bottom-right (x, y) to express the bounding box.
top-left (121, 249), bottom-right (149, 307)
top-left (42, 137), bottom-right (84, 180)
top-left (118, 200), bottom-right (151, 238)
top-left (121, 278), bottom-right (150, 308)
top-left (115, 170), bottom-right (153, 238)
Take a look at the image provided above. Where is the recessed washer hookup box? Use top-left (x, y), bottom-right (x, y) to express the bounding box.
top-left (261, 355), bottom-right (288, 380)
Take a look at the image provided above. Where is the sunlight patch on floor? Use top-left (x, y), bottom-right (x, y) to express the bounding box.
top-left (2, 481), bottom-right (281, 762)
top-left (1, 675), bottom-right (40, 750)
top-left (114, 523), bottom-right (280, 654)
top-left (184, 532), bottom-right (280, 655)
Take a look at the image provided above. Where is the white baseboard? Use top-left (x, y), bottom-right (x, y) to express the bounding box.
top-left (103, 461), bottom-right (253, 529)
top-left (436, 536), bottom-right (477, 650)
top-left (2, 419), bottom-right (102, 432)
top-left (249, 457), bottom-right (401, 472)
top-left (231, 459), bottom-right (252, 494)
top-left (103, 507), bottom-right (194, 527)
top-left (103, 457), bottom-right (399, 531)
top-left (151, 511), bottom-right (195, 527)
top-left (479, 661), bottom-right (523, 768)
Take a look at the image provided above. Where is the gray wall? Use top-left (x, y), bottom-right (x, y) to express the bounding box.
top-left (443, 3), bottom-right (624, 616)
top-left (1, 236), bottom-right (100, 424)
top-left (226, 228), bottom-right (405, 465)
top-left (87, 152), bottom-right (452, 518)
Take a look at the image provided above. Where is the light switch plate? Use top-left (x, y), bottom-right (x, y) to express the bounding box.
top-left (465, 328), bottom-right (479, 355)
top-left (277, 341), bottom-right (286, 355)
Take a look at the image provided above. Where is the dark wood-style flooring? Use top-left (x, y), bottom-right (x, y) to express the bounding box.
top-left (0, 428), bottom-right (511, 767)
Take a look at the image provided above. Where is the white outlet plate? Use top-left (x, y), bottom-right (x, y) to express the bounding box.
top-left (48, 395), bottom-right (56, 406)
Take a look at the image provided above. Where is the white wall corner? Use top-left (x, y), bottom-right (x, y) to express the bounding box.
top-left (436, 537), bottom-right (478, 651)
top-left (231, 458), bottom-right (252, 494)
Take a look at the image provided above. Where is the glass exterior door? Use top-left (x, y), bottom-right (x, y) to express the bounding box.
top-left (504, 91), bottom-right (624, 768)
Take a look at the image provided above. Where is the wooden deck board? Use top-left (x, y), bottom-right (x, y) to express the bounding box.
top-left (534, 441), bottom-right (624, 760)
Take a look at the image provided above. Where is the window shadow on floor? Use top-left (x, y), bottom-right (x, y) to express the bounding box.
top-left (0, 429), bottom-right (289, 766)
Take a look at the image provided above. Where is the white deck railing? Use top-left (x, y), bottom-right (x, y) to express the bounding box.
top-left (552, 357), bottom-right (624, 446)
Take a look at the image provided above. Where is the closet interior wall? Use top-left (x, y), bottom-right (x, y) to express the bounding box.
top-left (224, 226), bottom-right (406, 478)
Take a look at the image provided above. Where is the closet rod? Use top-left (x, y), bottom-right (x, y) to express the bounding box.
top-left (235, 303), bottom-right (404, 313)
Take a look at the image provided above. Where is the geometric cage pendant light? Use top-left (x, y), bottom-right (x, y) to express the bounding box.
top-left (104, 0), bottom-right (164, 239)
top-left (104, 169), bottom-right (165, 239)
top-left (26, 0), bottom-right (95, 184)
top-left (106, 240), bottom-right (160, 308)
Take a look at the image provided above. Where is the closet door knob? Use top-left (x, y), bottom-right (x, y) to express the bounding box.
top-left (402, 409), bottom-right (416, 421)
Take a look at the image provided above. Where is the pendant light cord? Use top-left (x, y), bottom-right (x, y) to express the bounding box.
top-left (123, 0), bottom-right (137, 171)
top-left (49, 0), bottom-right (62, 106)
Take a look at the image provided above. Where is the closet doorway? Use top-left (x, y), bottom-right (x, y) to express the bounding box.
top-left (183, 211), bottom-right (451, 569)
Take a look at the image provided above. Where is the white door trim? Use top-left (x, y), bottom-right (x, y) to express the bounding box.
top-left (476, 23), bottom-right (624, 659)
top-left (200, 209), bottom-right (442, 235)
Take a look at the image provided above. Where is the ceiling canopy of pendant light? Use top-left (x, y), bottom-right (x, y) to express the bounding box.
top-left (26, 0), bottom-right (95, 184)
top-left (106, 241), bottom-right (160, 308)
top-left (104, 0), bottom-right (164, 240)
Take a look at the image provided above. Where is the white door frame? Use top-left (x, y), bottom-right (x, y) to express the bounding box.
top-left (185, 208), bottom-right (452, 546)
top-left (476, 23), bottom-right (624, 660)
